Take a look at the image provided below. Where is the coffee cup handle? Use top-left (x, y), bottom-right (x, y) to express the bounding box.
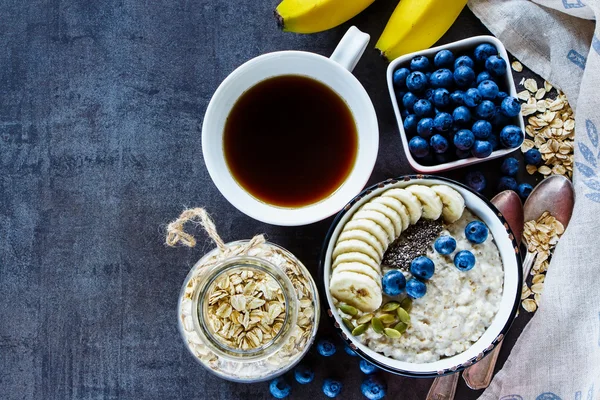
top-left (330, 26), bottom-right (370, 73)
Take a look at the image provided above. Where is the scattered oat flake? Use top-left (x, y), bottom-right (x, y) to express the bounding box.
top-left (522, 299), bottom-right (537, 313)
top-left (524, 79), bottom-right (538, 93)
top-left (512, 61), bottom-right (523, 72)
top-left (535, 88), bottom-right (546, 100)
top-left (517, 90), bottom-right (531, 101)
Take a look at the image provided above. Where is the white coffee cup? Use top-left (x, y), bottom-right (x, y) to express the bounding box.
top-left (202, 26), bottom-right (378, 226)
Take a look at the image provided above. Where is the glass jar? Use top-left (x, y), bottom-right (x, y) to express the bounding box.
top-left (178, 240), bottom-right (319, 382)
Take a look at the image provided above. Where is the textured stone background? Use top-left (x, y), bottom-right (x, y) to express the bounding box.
top-left (0, 1), bottom-right (535, 399)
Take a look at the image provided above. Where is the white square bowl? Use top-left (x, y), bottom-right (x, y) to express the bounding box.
top-left (386, 35), bottom-right (525, 173)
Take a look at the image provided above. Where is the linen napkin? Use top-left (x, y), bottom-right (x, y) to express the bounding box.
top-left (466, 1), bottom-right (600, 399)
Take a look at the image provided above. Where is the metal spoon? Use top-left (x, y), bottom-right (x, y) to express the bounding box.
top-left (521, 175), bottom-right (574, 277)
top-left (463, 176), bottom-right (574, 390)
top-left (428, 190), bottom-right (524, 397)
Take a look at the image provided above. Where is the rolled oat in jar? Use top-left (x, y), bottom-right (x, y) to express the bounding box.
top-left (167, 208), bottom-right (319, 382)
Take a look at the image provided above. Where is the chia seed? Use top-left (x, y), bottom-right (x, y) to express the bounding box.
top-left (382, 219), bottom-right (443, 270)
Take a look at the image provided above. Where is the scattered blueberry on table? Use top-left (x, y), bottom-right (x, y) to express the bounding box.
top-left (393, 43), bottom-right (524, 165)
top-left (465, 170), bottom-right (486, 192)
top-left (316, 338), bottom-right (337, 357)
top-left (359, 360), bottom-right (378, 375)
top-left (294, 364), bottom-right (314, 384)
top-left (524, 148), bottom-right (543, 166)
top-left (465, 221), bottom-right (489, 244)
top-left (406, 278), bottom-right (427, 299)
top-left (409, 256), bottom-right (435, 280)
top-left (497, 176), bottom-right (518, 191)
top-left (518, 182), bottom-right (534, 200)
top-left (269, 377), bottom-right (292, 399)
top-left (454, 250), bottom-right (476, 271)
top-left (361, 376), bottom-right (387, 400)
top-left (382, 269), bottom-right (407, 296)
top-left (322, 379), bottom-right (343, 398)
top-left (501, 157), bottom-right (519, 176)
top-left (434, 235), bottom-right (457, 255)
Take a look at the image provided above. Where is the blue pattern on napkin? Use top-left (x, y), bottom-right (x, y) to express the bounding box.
top-left (562, 0), bottom-right (586, 9)
top-left (593, 36), bottom-right (600, 55)
top-left (567, 49), bottom-right (587, 69)
top-left (576, 120), bottom-right (600, 203)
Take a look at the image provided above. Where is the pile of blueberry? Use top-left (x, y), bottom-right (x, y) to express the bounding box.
top-left (381, 220), bottom-right (489, 298)
top-left (268, 340), bottom-right (387, 399)
top-left (393, 43), bottom-right (524, 164)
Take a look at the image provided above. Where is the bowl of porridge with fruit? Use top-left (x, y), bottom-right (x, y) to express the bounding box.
top-left (320, 175), bottom-right (521, 377)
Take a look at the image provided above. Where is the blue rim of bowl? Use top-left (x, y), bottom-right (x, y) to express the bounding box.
top-left (318, 174), bottom-right (523, 378)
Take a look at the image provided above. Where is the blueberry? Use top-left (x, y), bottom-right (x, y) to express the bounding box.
top-left (497, 176), bottom-right (518, 191)
top-left (496, 91), bottom-right (509, 103)
top-left (476, 71), bottom-right (492, 85)
top-left (381, 270), bottom-right (406, 296)
top-left (429, 134), bottom-right (449, 154)
top-left (410, 55), bottom-right (431, 71)
top-left (361, 377), bottom-right (387, 400)
top-left (454, 250), bottom-right (476, 271)
top-left (465, 221), bottom-right (489, 244)
top-left (403, 114), bottom-right (418, 134)
top-left (344, 345), bottom-right (357, 356)
top-left (453, 106), bottom-right (471, 125)
top-left (294, 364), bottom-right (315, 384)
top-left (402, 92), bottom-right (418, 112)
top-left (434, 49), bottom-right (455, 68)
top-left (393, 67), bottom-right (411, 88)
top-left (322, 379), bottom-right (342, 398)
top-left (406, 278), bottom-right (427, 299)
top-left (400, 108), bottom-right (409, 119)
top-left (424, 88), bottom-right (435, 101)
top-left (477, 80), bottom-right (499, 100)
top-left (433, 112), bottom-right (453, 132)
top-left (518, 183), bottom-right (533, 200)
top-left (499, 125), bottom-right (524, 148)
top-left (432, 88), bottom-right (451, 108)
top-left (524, 148), bottom-right (543, 166)
top-left (500, 157), bottom-right (519, 176)
top-left (434, 235), bottom-right (457, 255)
top-left (471, 140), bottom-right (493, 158)
top-left (476, 100), bottom-right (496, 119)
top-left (465, 171), bottom-right (486, 192)
top-left (454, 66), bottom-right (475, 87)
top-left (408, 136), bottom-right (430, 158)
top-left (472, 120), bottom-right (492, 139)
top-left (410, 256), bottom-right (435, 280)
top-left (317, 339), bottom-right (337, 357)
top-left (430, 68), bottom-right (454, 88)
top-left (488, 134), bottom-right (499, 150)
top-left (485, 55), bottom-right (507, 76)
top-left (500, 96), bottom-right (521, 117)
top-left (450, 90), bottom-right (465, 106)
top-left (464, 88), bottom-right (482, 108)
top-left (474, 43), bottom-right (498, 64)
top-left (456, 148), bottom-right (471, 159)
top-left (413, 99), bottom-right (433, 117)
top-left (406, 71), bottom-right (428, 92)
top-left (417, 118), bottom-right (434, 138)
top-left (270, 377), bottom-right (291, 399)
top-left (435, 153), bottom-right (453, 164)
top-left (454, 129), bottom-right (475, 150)
top-left (359, 360), bottom-right (378, 375)
top-left (491, 110), bottom-right (509, 127)
top-left (454, 55), bottom-right (475, 69)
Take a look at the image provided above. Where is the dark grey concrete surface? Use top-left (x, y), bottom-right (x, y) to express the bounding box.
top-left (0, 1), bottom-right (537, 399)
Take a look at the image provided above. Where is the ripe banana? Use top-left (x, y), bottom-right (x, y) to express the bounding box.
top-left (375, 0), bottom-right (468, 61)
top-left (275, 0), bottom-right (375, 34)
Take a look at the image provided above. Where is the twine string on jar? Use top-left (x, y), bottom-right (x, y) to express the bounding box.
top-left (165, 207), bottom-right (265, 256)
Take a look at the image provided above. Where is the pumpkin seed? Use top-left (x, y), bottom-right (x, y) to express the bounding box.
top-left (342, 318), bottom-right (355, 331)
top-left (381, 301), bottom-right (400, 312)
top-left (383, 328), bottom-right (401, 338)
top-left (393, 321), bottom-right (408, 334)
top-left (400, 298), bottom-right (413, 312)
top-left (352, 323), bottom-right (369, 336)
top-left (379, 314), bottom-right (396, 324)
top-left (396, 308), bottom-right (410, 324)
top-left (371, 317), bottom-right (384, 334)
top-left (339, 304), bottom-right (358, 317)
top-left (357, 313), bottom-right (374, 325)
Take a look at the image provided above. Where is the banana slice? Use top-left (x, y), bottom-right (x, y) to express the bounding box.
top-left (405, 185), bottom-right (443, 220)
top-left (360, 202), bottom-right (403, 237)
top-left (329, 271), bottom-right (383, 312)
top-left (371, 196), bottom-right (410, 232)
top-left (333, 262), bottom-right (382, 287)
top-left (332, 252), bottom-right (381, 273)
top-left (338, 230), bottom-right (384, 259)
top-left (344, 219), bottom-right (390, 250)
top-left (430, 185), bottom-right (465, 223)
top-left (351, 210), bottom-right (395, 242)
top-left (382, 188), bottom-right (422, 224)
top-left (332, 239), bottom-right (381, 264)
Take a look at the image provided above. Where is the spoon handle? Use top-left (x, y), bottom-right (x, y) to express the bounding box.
top-left (462, 340), bottom-right (503, 389)
top-left (426, 374), bottom-right (459, 400)
top-left (522, 250), bottom-right (537, 278)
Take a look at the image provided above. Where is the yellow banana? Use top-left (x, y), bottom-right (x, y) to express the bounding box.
top-left (375, 0), bottom-right (468, 61)
top-left (275, 0), bottom-right (375, 34)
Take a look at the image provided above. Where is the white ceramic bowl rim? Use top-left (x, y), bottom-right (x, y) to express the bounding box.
top-left (386, 36), bottom-right (526, 173)
top-left (320, 175), bottom-right (522, 377)
top-left (202, 50), bottom-right (379, 226)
